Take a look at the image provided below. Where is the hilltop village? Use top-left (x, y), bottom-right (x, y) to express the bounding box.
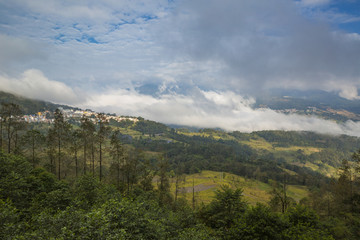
top-left (22, 108), bottom-right (139, 124)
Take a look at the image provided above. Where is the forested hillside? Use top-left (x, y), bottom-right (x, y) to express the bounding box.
top-left (2, 150), bottom-right (357, 239)
top-left (0, 91), bottom-right (78, 114)
top-left (1, 97), bottom-right (360, 239)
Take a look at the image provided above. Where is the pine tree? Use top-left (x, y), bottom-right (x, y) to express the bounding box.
top-left (70, 129), bottom-right (82, 177)
top-left (22, 129), bottom-right (44, 168)
top-left (51, 109), bottom-right (71, 180)
top-left (1, 103), bottom-right (23, 153)
top-left (157, 156), bottom-right (171, 206)
top-left (80, 116), bottom-right (95, 175)
top-left (96, 114), bottom-right (110, 181)
top-left (110, 130), bottom-right (125, 190)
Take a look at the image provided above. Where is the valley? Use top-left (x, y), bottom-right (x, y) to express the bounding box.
top-left (1, 91), bottom-right (360, 239)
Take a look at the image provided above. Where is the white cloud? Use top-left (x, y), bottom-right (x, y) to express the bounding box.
top-left (0, 34), bottom-right (45, 70)
top-left (0, 69), bottom-right (81, 104)
top-left (338, 86), bottom-right (360, 100)
top-left (1, 0), bottom-right (360, 137)
top-left (300, 0), bottom-right (331, 6)
top-left (158, 0), bottom-right (360, 96)
top-left (2, 0), bottom-right (360, 98)
top-left (1, 67), bottom-right (359, 137)
top-left (83, 88), bottom-right (360, 137)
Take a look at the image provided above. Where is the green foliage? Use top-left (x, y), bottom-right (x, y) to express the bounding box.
top-left (4, 92), bottom-right (360, 239)
top-left (73, 174), bottom-right (101, 209)
top-left (283, 205), bottom-right (334, 240)
top-left (230, 204), bottom-right (287, 240)
top-left (177, 225), bottom-right (216, 240)
top-left (0, 151), bottom-right (33, 209)
top-left (21, 129), bottom-right (45, 168)
top-left (157, 157), bottom-right (172, 206)
top-left (227, 204), bottom-right (334, 240)
top-left (1, 102), bottom-right (24, 153)
top-left (199, 185), bottom-right (246, 229)
top-left (0, 146), bottom-right (358, 239)
top-left (132, 119), bottom-right (168, 135)
top-left (0, 199), bottom-right (23, 239)
top-left (0, 90), bottom-right (79, 114)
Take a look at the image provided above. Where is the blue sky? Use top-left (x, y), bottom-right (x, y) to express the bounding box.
top-left (1, 0), bottom-right (360, 135)
top-left (299, 0), bottom-right (360, 32)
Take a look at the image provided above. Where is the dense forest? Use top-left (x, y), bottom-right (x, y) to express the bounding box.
top-left (1, 101), bottom-right (360, 239)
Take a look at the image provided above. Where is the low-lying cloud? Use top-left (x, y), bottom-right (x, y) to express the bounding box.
top-left (2, 70), bottom-right (360, 137)
top-left (0, 69), bottom-right (81, 104)
top-left (83, 88), bottom-right (360, 137)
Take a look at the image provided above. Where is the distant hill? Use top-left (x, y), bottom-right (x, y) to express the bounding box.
top-left (0, 91), bottom-right (79, 114)
top-left (135, 84), bottom-right (360, 121)
top-left (254, 89), bottom-right (360, 121)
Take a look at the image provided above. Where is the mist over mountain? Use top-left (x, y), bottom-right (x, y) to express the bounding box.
top-left (1, 0), bottom-right (360, 135)
top-left (2, 1), bottom-right (360, 238)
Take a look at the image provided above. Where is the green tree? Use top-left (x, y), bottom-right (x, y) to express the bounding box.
top-left (22, 129), bottom-right (45, 168)
top-left (96, 113), bottom-right (110, 181)
top-left (1, 103), bottom-right (23, 153)
top-left (157, 156), bottom-right (172, 206)
top-left (230, 203), bottom-right (286, 240)
top-left (109, 130), bottom-right (125, 190)
top-left (46, 128), bottom-right (57, 174)
top-left (51, 109), bottom-right (72, 180)
top-left (199, 185), bottom-right (246, 229)
top-left (174, 168), bottom-right (186, 203)
top-left (123, 148), bottom-right (143, 194)
top-left (0, 199), bottom-right (22, 239)
top-left (284, 205), bottom-right (334, 240)
top-left (331, 159), bottom-right (354, 216)
top-left (80, 116), bottom-right (95, 175)
top-left (70, 129), bottom-right (82, 177)
top-left (73, 174), bottom-right (101, 209)
top-left (269, 176), bottom-right (295, 213)
top-left (139, 157), bottom-right (155, 192)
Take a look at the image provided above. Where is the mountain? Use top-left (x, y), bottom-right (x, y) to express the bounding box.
top-left (135, 84), bottom-right (360, 121)
top-left (254, 89), bottom-right (360, 121)
top-left (1, 90), bottom-right (359, 239)
top-left (0, 91), bottom-right (79, 115)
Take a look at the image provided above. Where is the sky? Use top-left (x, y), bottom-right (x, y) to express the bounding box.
top-left (1, 0), bottom-right (360, 135)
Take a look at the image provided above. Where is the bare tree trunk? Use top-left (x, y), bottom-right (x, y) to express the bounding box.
top-left (83, 141), bottom-right (87, 174)
top-left (58, 138), bottom-right (61, 180)
top-left (117, 163), bottom-right (120, 189)
top-left (75, 148), bottom-right (78, 177)
top-left (91, 143), bottom-right (95, 177)
top-left (282, 175), bottom-right (288, 213)
top-left (192, 177), bottom-right (195, 209)
top-left (7, 117), bottom-right (11, 153)
top-left (14, 130), bottom-right (18, 153)
top-left (0, 118), bottom-right (3, 151)
top-left (99, 142), bottom-right (102, 181)
top-left (32, 135), bottom-right (35, 168)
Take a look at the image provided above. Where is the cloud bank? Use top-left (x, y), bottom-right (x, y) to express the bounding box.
top-left (1, 68), bottom-right (360, 137)
top-left (158, 0), bottom-right (360, 98)
top-left (84, 88), bottom-right (360, 137)
top-left (0, 69), bottom-right (81, 104)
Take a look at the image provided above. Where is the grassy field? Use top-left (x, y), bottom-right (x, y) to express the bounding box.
top-left (239, 137), bottom-right (323, 156)
top-left (178, 130), bottom-right (238, 141)
top-left (168, 170), bottom-right (309, 206)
